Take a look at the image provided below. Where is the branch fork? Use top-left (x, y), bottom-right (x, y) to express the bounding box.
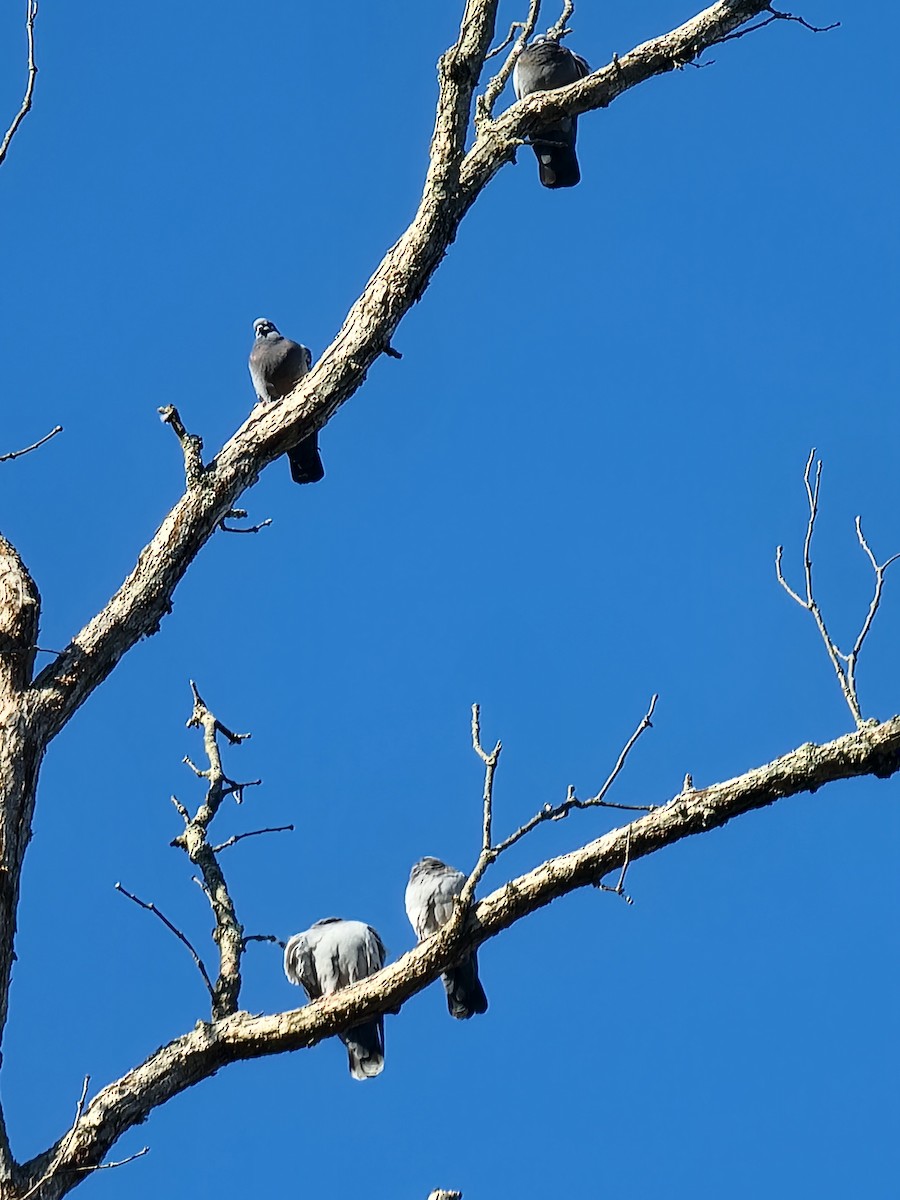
top-left (776, 450), bottom-right (899, 728)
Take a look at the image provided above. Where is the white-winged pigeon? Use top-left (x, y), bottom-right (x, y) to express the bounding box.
top-left (405, 857), bottom-right (488, 1020)
top-left (249, 318), bottom-right (324, 484)
top-left (283, 918), bottom-right (387, 1080)
top-left (513, 35), bottom-right (590, 188)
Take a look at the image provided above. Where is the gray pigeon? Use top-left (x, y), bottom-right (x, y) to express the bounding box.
top-left (249, 317), bottom-right (325, 484)
top-left (283, 917), bottom-right (387, 1079)
top-left (512, 35), bottom-right (590, 188)
top-left (405, 857), bottom-right (488, 1020)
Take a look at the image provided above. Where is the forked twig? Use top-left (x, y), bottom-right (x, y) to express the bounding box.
top-left (493, 694), bottom-right (659, 855)
top-left (477, 0), bottom-right (542, 126)
top-left (170, 683), bottom-right (261, 1019)
top-left (485, 21), bottom-right (527, 62)
top-left (545, 0), bottom-right (575, 42)
top-left (776, 450), bottom-right (899, 727)
top-left (710, 3), bottom-right (839, 48)
top-left (458, 705), bottom-right (503, 906)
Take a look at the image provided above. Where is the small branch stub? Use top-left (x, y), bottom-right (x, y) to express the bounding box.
top-left (158, 405), bottom-right (204, 485)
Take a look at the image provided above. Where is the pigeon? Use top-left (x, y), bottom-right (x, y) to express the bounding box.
top-left (405, 857), bottom-right (488, 1020)
top-left (283, 918), bottom-right (387, 1080)
top-left (512, 35), bottom-right (590, 188)
top-left (249, 317), bottom-right (325, 484)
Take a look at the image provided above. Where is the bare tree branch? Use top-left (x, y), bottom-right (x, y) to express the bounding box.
top-left (22, 710), bottom-right (900, 1193)
top-left (19, 1076), bottom-right (89, 1200)
top-left (709, 4), bottom-right (840, 47)
top-left (0, 3), bottom-right (843, 1191)
top-left (242, 933), bottom-right (287, 950)
top-left (157, 405), bottom-right (204, 486)
top-left (73, 1146), bottom-right (149, 1174)
top-left (212, 824), bottom-right (294, 854)
top-left (545, 0), bottom-right (575, 42)
top-left (494, 694), bottom-right (659, 854)
top-left (167, 684), bottom-right (263, 1018)
top-left (478, 0), bottom-right (541, 124)
top-left (0, 533), bottom-right (41, 1093)
top-left (776, 451), bottom-right (899, 727)
top-left (596, 825), bottom-right (634, 904)
top-left (26, 2), bottom-right (781, 753)
top-left (218, 509), bottom-right (272, 535)
top-left (0, 425), bottom-right (62, 463)
top-left (114, 884), bottom-right (214, 1000)
top-left (0, 0), bottom-right (38, 169)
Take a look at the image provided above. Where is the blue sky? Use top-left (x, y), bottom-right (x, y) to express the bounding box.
top-left (1, 2), bottom-right (898, 1197)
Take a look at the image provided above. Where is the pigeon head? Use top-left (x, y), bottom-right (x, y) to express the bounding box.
top-left (410, 856), bottom-right (448, 879)
top-left (253, 318), bottom-right (280, 340)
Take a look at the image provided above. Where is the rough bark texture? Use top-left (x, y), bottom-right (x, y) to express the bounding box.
top-left (0, 1), bottom-right (845, 1196)
top-left (28, 1), bottom-right (772, 748)
top-left (18, 714), bottom-right (900, 1196)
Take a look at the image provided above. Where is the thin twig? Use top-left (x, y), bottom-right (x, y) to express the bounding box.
top-left (493, 694), bottom-right (659, 855)
top-left (845, 517), bottom-right (900, 710)
top-left (115, 883), bottom-right (214, 999)
top-left (170, 794), bottom-right (190, 821)
top-left (596, 825), bottom-right (634, 904)
top-left (212, 824), bottom-right (294, 853)
top-left (242, 933), bottom-right (287, 950)
top-left (219, 508), bottom-right (272, 535)
top-left (20, 1075), bottom-right (89, 1200)
top-left (220, 778), bottom-right (261, 805)
top-left (0, 424), bottom-right (61, 463)
top-left (0, 0), bottom-right (38, 168)
top-left (383, 344), bottom-right (403, 360)
top-left (710, 4), bottom-right (839, 47)
top-left (477, 0), bottom-right (542, 126)
top-left (74, 1146), bottom-right (150, 1172)
top-left (486, 20), bottom-right (527, 61)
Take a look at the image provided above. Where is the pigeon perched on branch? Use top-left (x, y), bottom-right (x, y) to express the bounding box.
top-left (283, 918), bottom-right (387, 1079)
top-left (405, 857), bottom-right (488, 1020)
top-left (513, 35), bottom-right (590, 189)
top-left (249, 317), bottom-right (324, 484)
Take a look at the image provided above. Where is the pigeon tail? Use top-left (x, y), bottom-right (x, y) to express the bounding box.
top-left (288, 433), bottom-right (325, 485)
top-left (442, 952), bottom-right (489, 1020)
top-left (342, 1018), bottom-right (385, 1080)
top-left (533, 139), bottom-right (581, 189)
